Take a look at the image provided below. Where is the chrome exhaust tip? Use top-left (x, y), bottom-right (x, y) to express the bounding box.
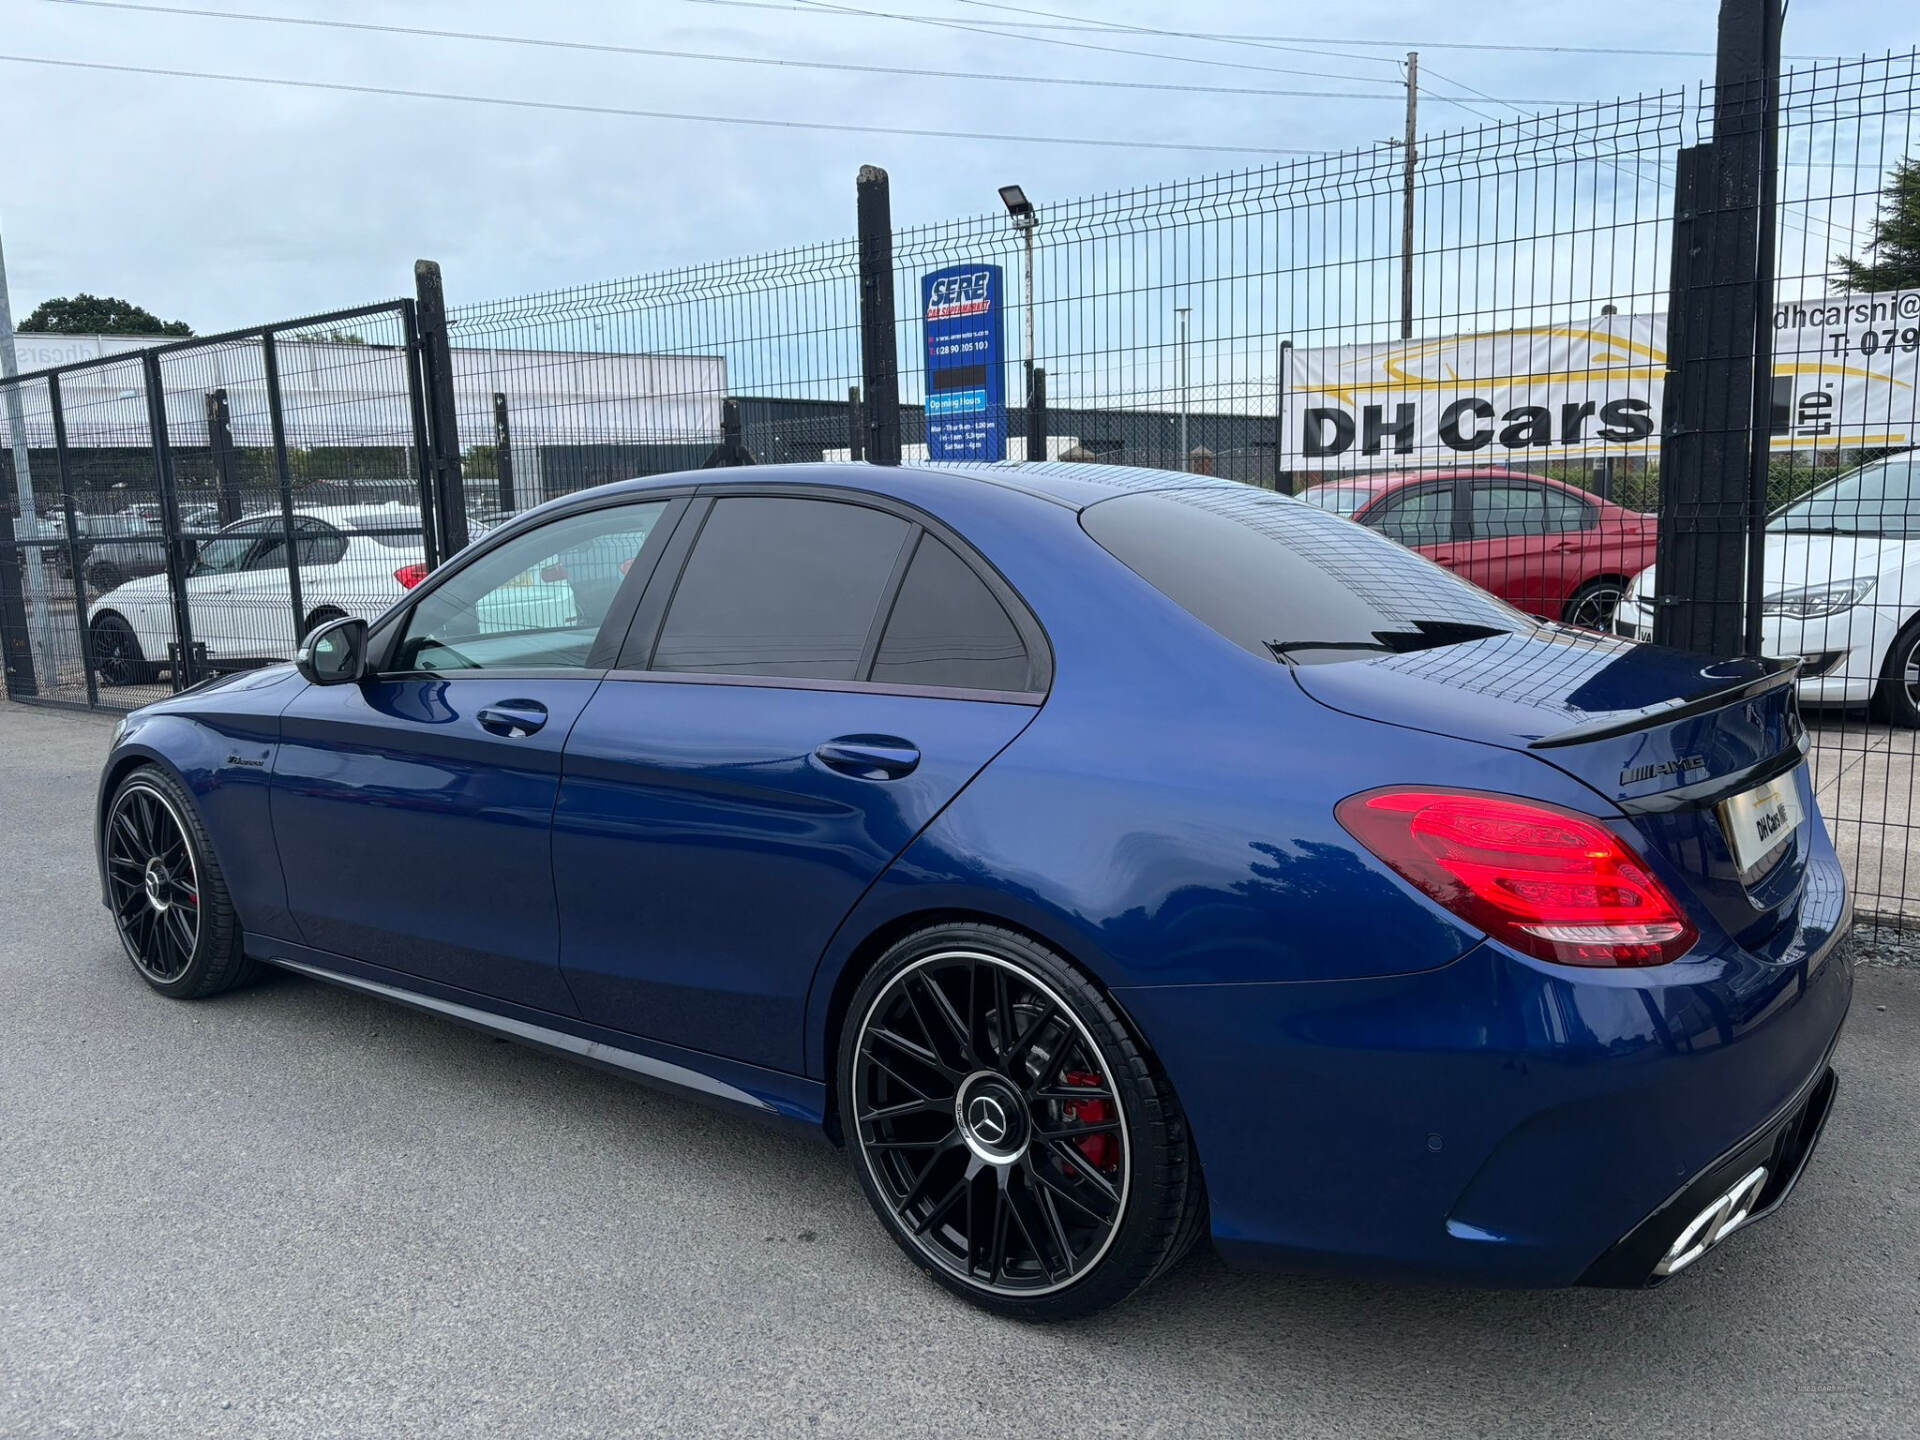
top-left (1653, 1166), bottom-right (1770, 1277)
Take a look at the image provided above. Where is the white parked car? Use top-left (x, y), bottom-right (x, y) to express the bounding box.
top-left (88, 505), bottom-right (427, 686)
top-left (1613, 453), bottom-right (1920, 725)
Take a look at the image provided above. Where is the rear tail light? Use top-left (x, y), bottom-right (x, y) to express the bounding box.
top-left (394, 563), bottom-right (429, 589)
top-left (1335, 787), bottom-right (1696, 967)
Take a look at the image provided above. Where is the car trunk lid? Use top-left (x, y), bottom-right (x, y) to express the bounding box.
top-left (1291, 626), bottom-right (1812, 948)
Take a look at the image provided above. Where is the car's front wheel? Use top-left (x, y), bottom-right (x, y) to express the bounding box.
top-left (102, 766), bottom-right (255, 998)
top-left (840, 923), bottom-right (1205, 1320)
top-left (1876, 615), bottom-right (1920, 728)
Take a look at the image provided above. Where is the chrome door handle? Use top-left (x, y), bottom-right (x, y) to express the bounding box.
top-left (477, 699), bottom-right (549, 737)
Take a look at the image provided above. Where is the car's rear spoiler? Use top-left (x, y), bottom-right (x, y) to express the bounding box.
top-left (1527, 656), bottom-right (1803, 750)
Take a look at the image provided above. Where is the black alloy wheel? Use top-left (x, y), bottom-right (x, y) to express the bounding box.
top-left (103, 768), bottom-right (253, 998)
top-left (91, 614), bottom-right (153, 687)
top-left (842, 924), bottom-right (1205, 1319)
top-left (1564, 578), bottom-right (1626, 633)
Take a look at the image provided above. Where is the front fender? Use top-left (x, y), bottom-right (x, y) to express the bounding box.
top-left (98, 667), bottom-right (306, 937)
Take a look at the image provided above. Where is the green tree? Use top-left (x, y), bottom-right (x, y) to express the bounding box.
top-left (1833, 156), bottom-right (1920, 292)
top-left (17, 293), bottom-right (193, 336)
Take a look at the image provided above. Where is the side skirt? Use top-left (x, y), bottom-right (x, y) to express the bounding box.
top-left (248, 938), bottom-right (829, 1137)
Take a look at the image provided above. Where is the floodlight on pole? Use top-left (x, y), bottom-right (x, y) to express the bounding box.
top-left (1000, 183), bottom-right (1039, 449)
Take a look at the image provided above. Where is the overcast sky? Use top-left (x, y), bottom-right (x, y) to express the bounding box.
top-left (0, 0), bottom-right (1913, 333)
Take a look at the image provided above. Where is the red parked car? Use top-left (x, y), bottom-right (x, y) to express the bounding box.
top-left (1300, 469), bottom-right (1657, 630)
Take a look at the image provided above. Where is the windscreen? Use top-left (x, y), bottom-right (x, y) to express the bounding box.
top-left (1081, 486), bottom-right (1532, 665)
top-left (1772, 454), bottom-right (1920, 537)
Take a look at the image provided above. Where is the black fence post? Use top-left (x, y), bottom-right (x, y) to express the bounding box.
top-left (1274, 340), bottom-right (1294, 495)
top-left (701, 398), bottom-right (757, 467)
top-left (492, 391), bottom-right (516, 516)
top-left (1026, 367), bottom-right (1047, 462)
top-left (206, 388), bottom-right (243, 525)
top-left (49, 374), bottom-right (98, 707)
top-left (0, 416), bottom-right (36, 697)
top-left (399, 300), bottom-right (441, 571)
top-left (856, 166), bottom-right (901, 465)
top-left (1653, 0), bottom-right (1779, 657)
top-left (414, 259), bottom-right (468, 555)
top-left (143, 350), bottom-right (199, 689)
top-left (1740, 0), bottom-right (1784, 659)
top-left (261, 333), bottom-right (309, 643)
top-left (847, 385), bottom-right (864, 461)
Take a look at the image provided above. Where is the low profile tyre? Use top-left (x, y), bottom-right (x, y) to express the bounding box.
top-left (840, 923), bottom-right (1206, 1320)
top-left (1874, 616), bottom-right (1920, 728)
top-left (91, 614), bottom-right (155, 687)
top-left (103, 766), bottom-right (255, 999)
top-left (1563, 577), bottom-right (1625, 632)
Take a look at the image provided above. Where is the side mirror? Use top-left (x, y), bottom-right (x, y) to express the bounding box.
top-left (296, 616), bottom-right (369, 685)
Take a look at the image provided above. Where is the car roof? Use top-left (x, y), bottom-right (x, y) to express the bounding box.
top-left (590, 460), bottom-right (1256, 515)
top-left (219, 503), bottom-right (418, 531)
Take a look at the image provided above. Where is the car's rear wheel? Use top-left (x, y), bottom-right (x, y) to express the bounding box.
top-left (91, 614), bottom-right (154, 687)
top-left (1874, 616), bottom-right (1920, 728)
top-left (102, 766), bottom-right (255, 998)
top-left (840, 922), bottom-right (1205, 1320)
top-left (1563, 577), bottom-right (1626, 632)
top-left (87, 560), bottom-right (123, 594)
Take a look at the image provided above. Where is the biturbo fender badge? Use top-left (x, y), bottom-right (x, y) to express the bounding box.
top-left (1620, 755), bottom-right (1708, 788)
top-left (224, 748), bottom-right (272, 772)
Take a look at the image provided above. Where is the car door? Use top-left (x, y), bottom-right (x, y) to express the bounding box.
top-left (1457, 480), bottom-right (1557, 612)
top-left (181, 518), bottom-right (277, 658)
top-left (1354, 480), bottom-right (1463, 566)
top-left (271, 496), bottom-right (679, 1013)
top-left (1533, 484), bottom-right (1603, 620)
top-left (553, 489), bottom-right (1047, 1073)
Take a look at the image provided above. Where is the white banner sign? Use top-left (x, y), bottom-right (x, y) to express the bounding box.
top-left (1283, 291), bottom-right (1920, 471)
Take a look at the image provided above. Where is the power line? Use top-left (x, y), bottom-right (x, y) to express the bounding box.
top-left (694, 0), bottom-right (1396, 86)
top-left (22, 0), bottom-right (1483, 103)
top-left (684, 0), bottom-right (1843, 61)
top-left (947, 0), bottom-right (1400, 69)
top-left (0, 50), bottom-right (1322, 154)
top-left (28, 0), bottom-right (1612, 109)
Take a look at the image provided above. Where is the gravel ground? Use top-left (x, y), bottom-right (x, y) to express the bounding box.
top-left (2, 701), bottom-right (1916, 1440)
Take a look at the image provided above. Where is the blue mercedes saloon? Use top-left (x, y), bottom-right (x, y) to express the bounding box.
top-left (96, 462), bottom-right (1852, 1319)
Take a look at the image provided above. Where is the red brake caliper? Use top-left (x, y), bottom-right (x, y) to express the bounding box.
top-left (1060, 1070), bottom-right (1118, 1171)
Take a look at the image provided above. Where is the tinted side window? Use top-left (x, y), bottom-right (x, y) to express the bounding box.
top-left (652, 498), bottom-right (911, 680)
top-left (298, 521), bottom-right (349, 566)
top-left (871, 536), bottom-right (1031, 691)
top-left (396, 501), bottom-right (668, 672)
top-left (1472, 485), bottom-right (1546, 538)
top-left (1366, 486), bottom-right (1453, 547)
top-left (1539, 488), bottom-right (1594, 532)
top-left (1083, 488), bottom-right (1526, 665)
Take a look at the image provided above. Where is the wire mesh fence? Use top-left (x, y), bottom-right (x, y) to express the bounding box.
top-left (3, 46), bottom-right (1917, 926)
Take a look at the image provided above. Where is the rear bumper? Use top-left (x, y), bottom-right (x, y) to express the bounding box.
top-left (1580, 1062), bottom-right (1839, 1286)
top-left (1115, 849), bottom-right (1854, 1287)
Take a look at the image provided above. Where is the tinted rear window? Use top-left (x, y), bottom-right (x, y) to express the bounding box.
top-left (1081, 487), bottom-right (1529, 665)
top-left (653, 497), bottom-right (911, 679)
top-left (871, 535), bottom-right (1032, 691)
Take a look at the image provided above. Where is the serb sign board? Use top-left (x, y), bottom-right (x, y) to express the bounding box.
top-left (922, 264), bottom-right (1007, 462)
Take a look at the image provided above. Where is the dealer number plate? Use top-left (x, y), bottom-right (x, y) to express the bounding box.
top-left (1717, 768), bottom-right (1806, 874)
